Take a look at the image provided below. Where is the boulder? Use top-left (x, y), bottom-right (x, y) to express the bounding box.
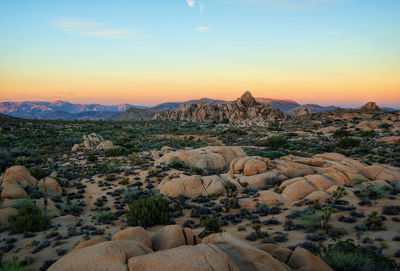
top-left (127, 244), bottom-right (239, 271)
top-left (158, 174), bottom-right (241, 198)
top-left (48, 240), bottom-right (151, 271)
top-left (97, 140), bottom-right (115, 150)
top-left (156, 146), bottom-right (246, 171)
top-left (112, 227), bottom-right (152, 249)
top-left (281, 155), bottom-right (324, 167)
top-left (230, 156), bottom-right (273, 176)
top-left (290, 107), bottom-right (310, 117)
top-left (313, 153), bottom-right (346, 162)
top-left (282, 179), bottom-right (316, 201)
top-left (239, 191), bottom-right (285, 209)
top-left (273, 160), bottom-right (314, 178)
top-left (38, 177), bottom-right (62, 196)
top-left (271, 247), bottom-right (293, 263)
top-left (0, 207), bottom-right (18, 227)
top-left (203, 232), bottom-right (290, 271)
top-left (151, 225), bottom-right (199, 251)
top-left (1, 166), bottom-right (37, 200)
top-left (237, 171), bottom-right (278, 188)
top-left (287, 248), bottom-right (333, 271)
top-left (74, 237), bottom-right (108, 250)
top-left (305, 191), bottom-right (330, 203)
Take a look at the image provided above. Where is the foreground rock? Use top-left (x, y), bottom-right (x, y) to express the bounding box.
top-left (156, 146), bottom-right (246, 172)
top-left (155, 91), bottom-right (287, 124)
top-left (1, 165), bottom-right (37, 200)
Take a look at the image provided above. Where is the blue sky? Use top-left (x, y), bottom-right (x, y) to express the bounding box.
top-left (0, 0), bottom-right (399, 107)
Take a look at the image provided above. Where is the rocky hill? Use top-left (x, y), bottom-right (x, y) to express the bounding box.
top-left (113, 107), bottom-right (162, 121)
top-left (155, 91), bottom-right (287, 124)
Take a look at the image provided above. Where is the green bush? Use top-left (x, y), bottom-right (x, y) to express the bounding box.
top-left (28, 166), bottom-right (46, 180)
top-left (189, 166), bottom-right (204, 175)
top-left (255, 136), bottom-right (288, 150)
top-left (8, 204), bottom-right (50, 233)
top-left (337, 137), bottom-right (360, 149)
top-left (168, 158), bottom-right (185, 169)
top-left (333, 129), bottom-right (350, 138)
top-left (297, 210), bottom-right (322, 232)
top-left (125, 197), bottom-right (170, 228)
top-left (104, 147), bottom-right (127, 157)
top-left (1, 259), bottom-right (30, 271)
top-left (323, 239), bottom-right (399, 271)
top-left (0, 149), bottom-right (13, 173)
top-left (199, 217), bottom-right (222, 237)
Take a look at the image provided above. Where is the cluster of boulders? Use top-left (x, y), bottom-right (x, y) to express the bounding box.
top-left (48, 225), bottom-right (333, 271)
top-left (156, 147), bottom-right (400, 203)
top-left (71, 133), bottom-right (116, 151)
top-left (154, 91), bottom-right (287, 124)
top-left (290, 107), bottom-right (310, 117)
top-left (0, 165), bottom-right (62, 227)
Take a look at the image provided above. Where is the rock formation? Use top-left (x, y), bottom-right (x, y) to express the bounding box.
top-left (154, 91), bottom-right (287, 124)
top-left (49, 226), bottom-right (333, 271)
top-left (359, 102), bottom-right (380, 110)
top-left (290, 107), bottom-right (310, 117)
top-left (71, 133), bottom-right (116, 151)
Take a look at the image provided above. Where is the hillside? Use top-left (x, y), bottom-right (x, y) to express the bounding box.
top-left (113, 107), bottom-right (161, 121)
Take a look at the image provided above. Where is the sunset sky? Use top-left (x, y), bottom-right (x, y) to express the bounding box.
top-left (0, 0), bottom-right (399, 107)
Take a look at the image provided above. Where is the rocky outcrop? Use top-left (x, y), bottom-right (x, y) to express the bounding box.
top-left (128, 244), bottom-right (239, 271)
top-left (1, 165), bottom-right (37, 200)
top-left (359, 102), bottom-right (380, 110)
top-left (229, 156), bottom-right (274, 176)
top-left (290, 107), bottom-right (310, 117)
top-left (156, 146), bottom-right (246, 172)
top-left (48, 226), bottom-right (335, 271)
top-left (159, 174), bottom-right (242, 198)
top-left (38, 177), bottom-right (62, 196)
top-left (155, 91), bottom-right (287, 124)
top-left (71, 133), bottom-right (116, 151)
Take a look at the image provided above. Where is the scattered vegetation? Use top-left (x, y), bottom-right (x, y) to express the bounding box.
top-left (8, 203), bottom-right (50, 233)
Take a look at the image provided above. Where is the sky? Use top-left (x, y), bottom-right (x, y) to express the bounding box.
top-left (0, 0), bottom-right (399, 107)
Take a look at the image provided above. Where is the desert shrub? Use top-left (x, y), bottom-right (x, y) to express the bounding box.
top-left (1, 259), bottom-right (30, 271)
top-left (379, 123), bottom-right (392, 129)
top-left (297, 209), bottom-right (322, 232)
top-left (337, 137), bottom-right (360, 149)
top-left (168, 158), bottom-right (185, 169)
top-left (199, 217), bottom-right (222, 237)
top-left (94, 211), bottom-right (114, 224)
top-left (104, 147), bottom-right (127, 157)
top-left (333, 129), bottom-right (350, 138)
top-left (323, 239), bottom-right (399, 271)
top-left (66, 201), bottom-right (83, 216)
top-left (28, 166), bottom-right (46, 180)
top-left (360, 130), bottom-right (376, 138)
top-left (255, 136), bottom-right (288, 150)
top-left (87, 154), bottom-right (97, 162)
top-left (8, 203), bottom-right (50, 233)
top-left (189, 166), bottom-right (204, 175)
top-left (365, 211), bottom-right (385, 231)
top-left (0, 149), bottom-right (13, 173)
top-left (125, 197), bottom-right (170, 228)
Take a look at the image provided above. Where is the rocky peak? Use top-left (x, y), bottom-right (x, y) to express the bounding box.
top-left (359, 102), bottom-right (380, 110)
top-left (240, 91), bottom-right (257, 107)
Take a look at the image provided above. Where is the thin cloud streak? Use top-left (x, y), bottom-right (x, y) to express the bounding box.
top-left (196, 26), bottom-right (209, 32)
top-left (54, 18), bottom-right (138, 39)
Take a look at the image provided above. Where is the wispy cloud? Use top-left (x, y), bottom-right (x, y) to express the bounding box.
top-left (54, 18), bottom-right (137, 39)
top-left (327, 29), bottom-right (342, 35)
top-left (196, 26), bottom-right (209, 32)
top-left (187, 0), bottom-right (196, 7)
top-left (199, 2), bottom-right (205, 14)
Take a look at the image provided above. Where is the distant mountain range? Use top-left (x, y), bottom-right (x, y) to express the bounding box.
top-left (0, 98), bottom-right (398, 121)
